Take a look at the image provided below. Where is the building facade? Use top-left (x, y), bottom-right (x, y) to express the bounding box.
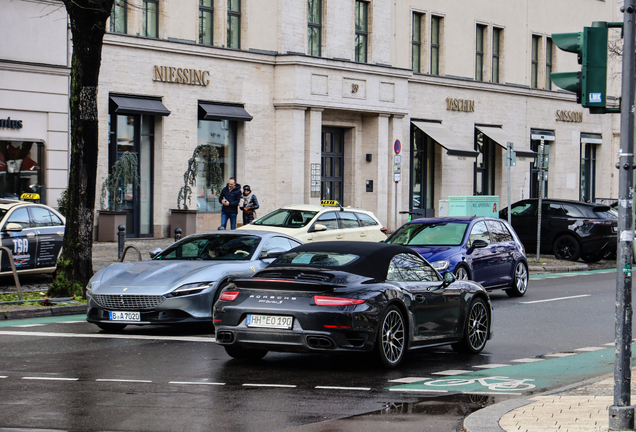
top-left (2, 0), bottom-right (623, 238)
top-left (0, 0), bottom-right (70, 208)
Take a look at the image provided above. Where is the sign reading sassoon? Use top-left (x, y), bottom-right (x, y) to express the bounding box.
top-left (153, 66), bottom-right (210, 86)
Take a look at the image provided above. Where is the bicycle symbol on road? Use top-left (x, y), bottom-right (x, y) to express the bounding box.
top-left (424, 376), bottom-right (536, 392)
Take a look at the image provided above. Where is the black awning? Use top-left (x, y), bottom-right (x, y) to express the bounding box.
top-left (109, 96), bottom-right (170, 116)
top-left (198, 103), bottom-right (253, 121)
top-left (476, 126), bottom-right (537, 158)
top-left (412, 121), bottom-right (479, 158)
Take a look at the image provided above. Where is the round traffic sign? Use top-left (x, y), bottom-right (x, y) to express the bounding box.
top-left (394, 140), bottom-right (401, 155)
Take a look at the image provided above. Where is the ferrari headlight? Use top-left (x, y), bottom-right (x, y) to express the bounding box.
top-left (430, 260), bottom-right (450, 271)
top-left (172, 282), bottom-right (213, 297)
top-left (86, 281), bottom-right (98, 295)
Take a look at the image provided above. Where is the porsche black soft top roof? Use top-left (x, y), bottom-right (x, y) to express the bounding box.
top-left (268, 241), bottom-right (424, 280)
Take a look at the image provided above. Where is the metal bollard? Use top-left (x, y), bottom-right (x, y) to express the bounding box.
top-left (117, 225), bottom-right (126, 260)
top-left (174, 228), bottom-right (182, 242)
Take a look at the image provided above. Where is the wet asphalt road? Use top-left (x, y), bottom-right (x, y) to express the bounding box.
top-left (0, 270), bottom-right (626, 432)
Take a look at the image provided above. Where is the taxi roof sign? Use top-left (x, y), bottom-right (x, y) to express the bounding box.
top-left (320, 200), bottom-right (341, 207)
top-left (20, 193), bottom-right (40, 201)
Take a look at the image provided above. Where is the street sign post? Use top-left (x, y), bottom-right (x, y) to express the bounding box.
top-left (393, 152), bottom-right (401, 232)
top-left (610, 2), bottom-right (636, 430)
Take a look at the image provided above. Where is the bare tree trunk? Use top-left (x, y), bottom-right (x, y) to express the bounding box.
top-left (48, 0), bottom-right (114, 298)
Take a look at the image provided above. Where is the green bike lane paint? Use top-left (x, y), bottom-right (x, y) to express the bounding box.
top-left (387, 346), bottom-right (627, 395)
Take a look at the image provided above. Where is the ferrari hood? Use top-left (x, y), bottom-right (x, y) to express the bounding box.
top-left (91, 260), bottom-right (243, 294)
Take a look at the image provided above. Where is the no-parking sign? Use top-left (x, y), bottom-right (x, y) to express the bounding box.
top-left (394, 140), bottom-right (401, 155)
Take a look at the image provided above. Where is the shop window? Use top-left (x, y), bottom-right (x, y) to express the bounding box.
top-left (355, 1), bottom-right (368, 63)
top-left (308, 0), bottom-right (322, 57)
top-left (0, 141), bottom-right (44, 202)
top-left (474, 130), bottom-right (495, 196)
top-left (411, 126), bottom-right (435, 216)
top-left (199, 0), bottom-right (213, 45)
top-left (580, 142), bottom-right (597, 203)
top-left (196, 119), bottom-right (236, 212)
top-left (110, 0), bottom-right (127, 34)
top-left (227, 0), bottom-right (241, 49)
top-left (142, 0), bottom-right (158, 38)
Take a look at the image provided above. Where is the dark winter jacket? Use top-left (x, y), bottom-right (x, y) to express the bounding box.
top-left (219, 183), bottom-right (242, 214)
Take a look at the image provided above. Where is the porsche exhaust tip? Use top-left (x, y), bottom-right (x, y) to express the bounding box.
top-left (306, 336), bottom-right (336, 349)
top-left (216, 331), bottom-right (234, 343)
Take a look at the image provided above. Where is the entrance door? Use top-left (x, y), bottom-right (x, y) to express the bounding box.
top-left (321, 128), bottom-right (344, 203)
top-left (411, 125), bottom-right (436, 217)
top-left (109, 114), bottom-right (154, 238)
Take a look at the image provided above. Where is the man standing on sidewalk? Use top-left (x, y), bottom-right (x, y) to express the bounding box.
top-left (219, 177), bottom-right (241, 230)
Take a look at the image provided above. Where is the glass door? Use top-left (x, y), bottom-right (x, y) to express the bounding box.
top-left (109, 114), bottom-right (154, 237)
top-left (411, 126), bottom-right (435, 217)
top-left (321, 128), bottom-right (344, 202)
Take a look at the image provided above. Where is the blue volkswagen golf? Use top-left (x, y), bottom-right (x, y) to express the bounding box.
top-left (386, 216), bottom-right (529, 297)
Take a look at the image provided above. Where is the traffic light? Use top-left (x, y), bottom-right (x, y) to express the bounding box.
top-left (551, 21), bottom-right (611, 113)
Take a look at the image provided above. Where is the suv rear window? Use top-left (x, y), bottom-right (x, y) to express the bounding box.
top-left (356, 213), bottom-right (378, 226)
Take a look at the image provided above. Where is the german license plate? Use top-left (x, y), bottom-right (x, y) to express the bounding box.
top-left (109, 311), bottom-right (140, 321)
top-left (246, 314), bottom-right (293, 329)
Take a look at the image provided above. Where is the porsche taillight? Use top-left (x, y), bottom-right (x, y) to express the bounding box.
top-left (313, 296), bottom-right (366, 306)
top-left (219, 291), bottom-right (240, 301)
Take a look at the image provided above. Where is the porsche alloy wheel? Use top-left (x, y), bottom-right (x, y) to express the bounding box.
top-left (505, 262), bottom-right (528, 297)
top-left (452, 298), bottom-right (489, 354)
top-left (376, 306), bottom-right (406, 368)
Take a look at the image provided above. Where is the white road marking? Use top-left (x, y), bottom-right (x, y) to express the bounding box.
top-left (463, 391), bottom-right (522, 396)
top-left (13, 324), bottom-right (45, 327)
top-left (0, 376), bottom-right (6, 379)
top-left (510, 358), bottom-right (544, 363)
top-left (388, 377), bottom-right (430, 383)
top-left (96, 379), bottom-right (152, 383)
top-left (544, 353), bottom-right (577, 358)
top-left (59, 321), bottom-right (84, 324)
top-left (242, 383), bottom-right (297, 388)
top-left (0, 331), bottom-right (216, 343)
top-left (520, 294), bottom-right (591, 304)
top-left (472, 364), bottom-right (509, 369)
top-left (23, 377), bottom-right (79, 381)
top-left (389, 388), bottom-right (448, 393)
top-left (432, 370), bottom-right (472, 376)
top-left (169, 381), bottom-right (225, 386)
top-left (315, 386), bottom-right (370, 391)
top-left (575, 347), bottom-right (606, 352)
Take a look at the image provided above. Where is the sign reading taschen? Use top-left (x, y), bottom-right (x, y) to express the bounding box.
top-left (153, 65), bottom-right (210, 86)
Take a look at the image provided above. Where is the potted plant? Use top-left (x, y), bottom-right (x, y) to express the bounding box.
top-left (172, 144), bottom-right (223, 237)
top-left (97, 152), bottom-right (139, 242)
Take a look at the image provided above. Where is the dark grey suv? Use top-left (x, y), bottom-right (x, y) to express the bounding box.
top-left (499, 199), bottom-right (617, 262)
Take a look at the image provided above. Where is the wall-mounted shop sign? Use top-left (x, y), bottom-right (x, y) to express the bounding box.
top-left (153, 65), bottom-right (210, 86)
top-left (556, 110), bottom-right (583, 123)
top-left (0, 117), bottom-right (23, 129)
top-left (446, 98), bottom-right (475, 112)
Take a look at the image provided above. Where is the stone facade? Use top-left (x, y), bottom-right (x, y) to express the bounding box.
top-left (1, 0), bottom-right (624, 237)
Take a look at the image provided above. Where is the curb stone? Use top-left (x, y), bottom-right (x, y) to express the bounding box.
top-left (0, 304), bottom-right (87, 320)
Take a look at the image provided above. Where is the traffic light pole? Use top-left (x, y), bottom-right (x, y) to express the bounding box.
top-left (610, 1), bottom-right (636, 430)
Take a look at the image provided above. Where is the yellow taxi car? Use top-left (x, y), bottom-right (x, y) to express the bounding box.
top-left (237, 201), bottom-right (387, 242)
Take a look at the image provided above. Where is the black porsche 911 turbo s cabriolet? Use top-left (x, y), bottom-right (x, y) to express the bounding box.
top-left (213, 241), bottom-right (493, 368)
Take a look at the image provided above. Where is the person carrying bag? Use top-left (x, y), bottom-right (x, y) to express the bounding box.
top-left (239, 185), bottom-right (259, 225)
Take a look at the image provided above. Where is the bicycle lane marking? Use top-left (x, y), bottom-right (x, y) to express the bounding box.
top-left (386, 345), bottom-right (625, 394)
top-left (0, 314), bottom-right (87, 328)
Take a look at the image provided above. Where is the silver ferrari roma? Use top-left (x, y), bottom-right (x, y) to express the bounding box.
top-left (86, 230), bottom-right (302, 332)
